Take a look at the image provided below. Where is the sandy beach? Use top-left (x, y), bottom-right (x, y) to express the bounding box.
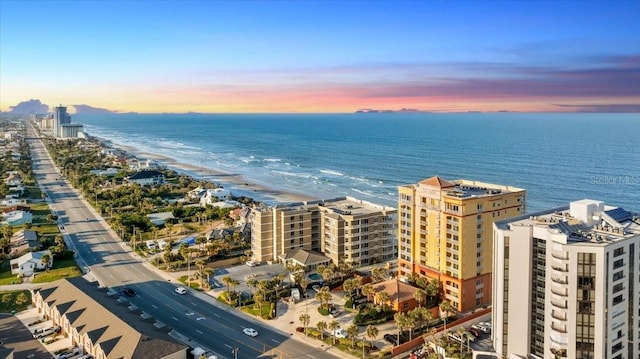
top-left (104, 140), bottom-right (316, 204)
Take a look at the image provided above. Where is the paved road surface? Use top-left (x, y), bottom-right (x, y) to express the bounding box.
top-left (25, 122), bottom-right (339, 359)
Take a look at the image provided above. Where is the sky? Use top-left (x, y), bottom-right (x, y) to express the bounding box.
top-left (1, 0), bottom-right (639, 113)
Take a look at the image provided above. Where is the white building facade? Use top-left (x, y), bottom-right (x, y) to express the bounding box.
top-left (493, 199), bottom-right (639, 359)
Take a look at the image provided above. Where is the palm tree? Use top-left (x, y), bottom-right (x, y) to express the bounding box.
top-left (317, 286), bottom-right (332, 309)
top-left (378, 291), bottom-right (390, 312)
top-left (40, 253), bottom-right (51, 271)
top-left (321, 264), bottom-right (335, 283)
top-left (439, 300), bottom-right (453, 332)
top-left (366, 325), bottom-right (379, 349)
top-left (347, 324), bottom-right (359, 348)
top-left (316, 320), bottom-right (327, 340)
top-left (456, 327), bottom-right (468, 355)
top-left (222, 276), bottom-right (234, 296)
top-left (195, 260), bottom-right (206, 287)
top-left (328, 320), bottom-right (340, 345)
top-left (414, 289), bottom-right (426, 308)
top-left (299, 313), bottom-right (311, 336)
top-left (371, 266), bottom-right (388, 283)
top-left (361, 283), bottom-right (373, 301)
top-left (406, 312), bottom-right (416, 341)
top-left (246, 278), bottom-right (258, 295)
top-left (394, 312), bottom-right (407, 346)
top-left (343, 278), bottom-right (357, 299)
top-left (203, 268), bottom-right (214, 289)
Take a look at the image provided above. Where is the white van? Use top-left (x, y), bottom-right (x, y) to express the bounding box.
top-left (146, 240), bottom-right (156, 250)
top-left (33, 325), bottom-right (60, 339)
top-left (157, 239), bottom-right (167, 250)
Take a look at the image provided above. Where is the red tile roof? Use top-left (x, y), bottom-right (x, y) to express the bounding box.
top-left (419, 176), bottom-right (455, 188)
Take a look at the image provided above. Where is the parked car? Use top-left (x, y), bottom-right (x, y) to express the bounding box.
top-left (33, 325), bottom-right (61, 339)
top-left (467, 327), bottom-right (481, 338)
top-left (333, 328), bottom-right (348, 338)
top-left (329, 309), bottom-right (341, 318)
top-left (472, 323), bottom-right (490, 334)
top-left (58, 347), bottom-right (81, 359)
top-left (383, 333), bottom-right (397, 344)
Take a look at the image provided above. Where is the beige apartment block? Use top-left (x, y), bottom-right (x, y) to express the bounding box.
top-left (493, 199), bottom-right (640, 359)
top-left (397, 176), bottom-right (525, 312)
top-left (249, 197), bottom-right (397, 268)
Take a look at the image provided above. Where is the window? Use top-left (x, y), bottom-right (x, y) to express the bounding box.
top-left (613, 247), bottom-right (624, 257)
top-left (613, 294), bottom-right (624, 305)
top-left (613, 258), bottom-right (624, 269)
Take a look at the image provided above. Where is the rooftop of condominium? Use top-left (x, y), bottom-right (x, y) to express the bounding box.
top-left (497, 199), bottom-right (640, 246)
top-left (402, 176), bottom-right (526, 199)
top-left (271, 196), bottom-right (396, 215)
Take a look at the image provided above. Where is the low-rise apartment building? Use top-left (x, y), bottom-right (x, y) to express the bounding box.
top-left (249, 197), bottom-right (397, 267)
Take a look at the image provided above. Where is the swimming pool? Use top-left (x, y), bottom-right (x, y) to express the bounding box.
top-left (308, 273), bottom-right (322, 281)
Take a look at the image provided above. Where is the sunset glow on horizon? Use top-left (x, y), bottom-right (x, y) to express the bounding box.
top-left (1, 1), bottom-right (639, 113)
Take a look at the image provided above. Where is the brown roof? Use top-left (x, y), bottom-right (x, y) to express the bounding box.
top-left (372, 279), bottom-right (420, 303)
top-left (2, 205), bottom-right (31, 214)
top-left (419, 176), bottom-right (455, 188)
top-left (33, 277), bottom-right (186, 359)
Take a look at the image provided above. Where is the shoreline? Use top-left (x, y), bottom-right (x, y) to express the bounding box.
top-left (96, 137), bottom-right (316, 204)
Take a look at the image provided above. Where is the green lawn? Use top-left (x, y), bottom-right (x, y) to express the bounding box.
top-left (31, 259), bottom-right (82, 283)
top-left (34, 223), bottom-right (61, 237)
top-left (0, 290), bottom-right (32, 313)
top-left (0, 261), bottom-right (23, 285)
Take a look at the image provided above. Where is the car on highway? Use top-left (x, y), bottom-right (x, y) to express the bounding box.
top-left (243, 328), bottom-right (258, 337)
top-left (175, 287), bottom-right (187, 295)
top-left (121, 287), bottom-right (135, 297)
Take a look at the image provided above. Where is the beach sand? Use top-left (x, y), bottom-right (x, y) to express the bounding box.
top-left (107, 141), bottom-right (315, 204)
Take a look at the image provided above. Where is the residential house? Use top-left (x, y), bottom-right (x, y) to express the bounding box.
top-left (10, 250), bottom-right (52, 277)
top-left (147, 212), bottom-right (175, 226)
top-left (2, 210), bottom-right (33, 226)
top-left (9, 229), bottom-right (40, 256)
top-left (126, 170), bottom-right (166, 186)
top-left (199, 188), bottom-right (232, 206)
top-left (32, 277), bottom-right (187, 359)
top-left (0, 195), bottom-right (26, 206)
top-left (4, 172), bottom-right (23, 186)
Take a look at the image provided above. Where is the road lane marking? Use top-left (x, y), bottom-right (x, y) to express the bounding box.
top-left (172, 316), bottom-right (178, 321)
top-left (213, 313), bottom-right (220, 318)
top-left (271, 339), bottom-right (279, 344)
top-left (151, 305), bottom-right (158, 309)
top-left (196, 330), bottom-right (203, 334)
top-left (224, 344), bottom-right (232, 349)
top-left (186, 312), bottom-right (194, 316)
top-left (196, 317), bottom-right (205, 321)
top-left (190, 302), bottom-right (197, 306)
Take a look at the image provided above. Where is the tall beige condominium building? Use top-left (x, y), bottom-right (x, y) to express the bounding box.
top-left (249, 197), bottom-right (397, 267)
top-left (397, 176), bottom-right (525, 312)
top-left (493, 199), bottom-right (639, 359)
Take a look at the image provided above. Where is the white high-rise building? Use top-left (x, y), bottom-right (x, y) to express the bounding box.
top-left (493, 199), bottom-right (639, 359)
top-left (53, 105), bottom-right (71, 137)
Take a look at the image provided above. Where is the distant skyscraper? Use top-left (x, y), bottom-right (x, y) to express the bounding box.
top-left (493, 199), bottom-right (639, 359)
top-left (53, 105), bottom-right (70, 137)
top-left (397, 176), bottom-right (526, 312)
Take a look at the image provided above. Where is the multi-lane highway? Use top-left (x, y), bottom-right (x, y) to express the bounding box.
top-left (26, 122), bottom-right (338, 359)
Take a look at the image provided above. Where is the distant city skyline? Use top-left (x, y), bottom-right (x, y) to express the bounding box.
top-left (1, 0), bottom-right (639, 113)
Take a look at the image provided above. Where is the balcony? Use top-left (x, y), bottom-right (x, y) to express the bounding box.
top-left (551, 322), bottom-right (567, 334)
top-left (551, 286), bottom-right (568, 297)
top-left (551, 251), bottom-right (569, 260)
top-left (551, 299), bottom-right (568, 309)
top-left (551, 276), bottom-right (568, 285)
top-left (551, 310), bottom-right (567, 321)
top-left (551, 263), bottom-right (569, 273)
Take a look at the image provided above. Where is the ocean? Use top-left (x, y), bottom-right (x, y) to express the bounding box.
top-left (75, 112), bottom-right (640, 213)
